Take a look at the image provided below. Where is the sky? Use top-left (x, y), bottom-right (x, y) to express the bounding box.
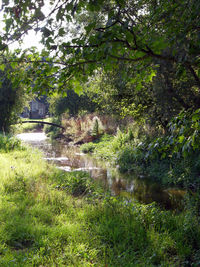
top-left (10, 30), bottom-right (44, 51)
top-left (0, 0), bottom-right (52, 51)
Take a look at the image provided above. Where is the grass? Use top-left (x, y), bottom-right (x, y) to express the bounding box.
top-left (0, 135), bottom-right (200, 266)
top-left (80, 134), bottom-right (116, 161)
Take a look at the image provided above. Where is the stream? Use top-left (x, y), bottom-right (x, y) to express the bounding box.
top-left (17, 132), bottom-right (185, 210)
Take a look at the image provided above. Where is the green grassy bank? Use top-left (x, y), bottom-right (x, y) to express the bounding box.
top-left (0, 134), bottom-right (200, 266)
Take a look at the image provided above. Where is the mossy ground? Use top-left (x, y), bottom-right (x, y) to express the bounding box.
top-left (0, 137), bottom-right (200, 266)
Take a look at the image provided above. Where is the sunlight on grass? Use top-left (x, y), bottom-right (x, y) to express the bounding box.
top-left (0, 136), bottom-right (199, 266)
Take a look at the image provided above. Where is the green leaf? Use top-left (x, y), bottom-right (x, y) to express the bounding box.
top-left (72, 79), bottom-right (83, 95)
top-left (192, 113), bottom-right (200, 122)
top-left (58, 28), bottom-right (65, 37)
top-left (35, 9), bottom-right (45, 20)
top-left (5, 18), bottom-right (12, 32)
top-left (0, 64), bottom-right (5, 71)
top-left (10, 62), bottom-right (18, 69)
top-left (198, 69), bottom-right (200, 78)
top-left (42, 27), bottom-right (52, 38)
top-left (85, 23), bottom-right (96, 34)
top-left (178, 135), bottom-right (185, 143)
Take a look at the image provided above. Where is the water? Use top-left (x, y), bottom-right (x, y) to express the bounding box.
top-left (17, 132), bottom-right (185, 210)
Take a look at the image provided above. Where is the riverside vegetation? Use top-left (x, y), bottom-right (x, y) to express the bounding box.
top-left (80, 109), bottom-right (200, 191)
top-left (0, 134), bottom-right (200, 266)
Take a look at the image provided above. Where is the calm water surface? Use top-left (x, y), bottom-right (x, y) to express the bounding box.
top-left (17, 132), bottom-right (185, 210)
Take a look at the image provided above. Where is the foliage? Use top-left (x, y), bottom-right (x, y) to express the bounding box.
top-left (80, 130), bottom-right (136, 161)
top-left (145, 108), bottom-right (200, 160)
top-left (80, 110), bottom-right (200, 189)
top-left (0, 0), bottom-right (199, 98)
top-left (80, 134), bottom-right (114, 160)
top-left (92, 118), bottom-right (100, 136)
top-left (85, 65), bottom-right (153, 122)
top-left (116, 146), bottom-right (145, 173)
top-left (49, 89), bottom-right (97, 117)
top-left (0, 134), bottom-right (22, 152)
top-left (85, 58), bottom-right (200, 129)
top-left (54, 170), bottom-right (104, 198)
top-left (0, 67), bottom-right (30, 133)
top-left (80, 142), bottom-right (96, 153)
top-left (91, 116), bottom-right (105, 136)
top-left (0, 0), bottom-right (199, 143)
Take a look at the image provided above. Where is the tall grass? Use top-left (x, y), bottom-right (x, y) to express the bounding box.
top-left (0, 135), bottom-right (200, 266)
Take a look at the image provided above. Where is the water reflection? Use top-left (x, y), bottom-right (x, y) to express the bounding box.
top-left (17, 132), bottom-right (185, 210)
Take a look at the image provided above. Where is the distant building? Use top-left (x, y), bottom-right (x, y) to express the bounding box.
top-left (21, 98), bottom-right (48, 119)
top-left (29, 100), bottom-right (46, 119)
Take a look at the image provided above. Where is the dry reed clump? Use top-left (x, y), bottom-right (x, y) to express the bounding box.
top-left (62, 113), bottom-right (122, 142)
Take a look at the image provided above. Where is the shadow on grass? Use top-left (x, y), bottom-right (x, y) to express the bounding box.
top-left (0, 153), bottom-right (200, 266)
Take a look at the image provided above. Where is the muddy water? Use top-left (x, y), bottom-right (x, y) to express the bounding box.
top-left (17, 132), bottom-right (185, 210)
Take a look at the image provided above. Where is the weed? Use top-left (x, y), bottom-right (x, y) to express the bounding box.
top-left (80, 142), bottom-right (96, 153)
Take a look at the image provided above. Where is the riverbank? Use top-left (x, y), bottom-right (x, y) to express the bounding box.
top-left (0, 134), bottom-right (200, 266)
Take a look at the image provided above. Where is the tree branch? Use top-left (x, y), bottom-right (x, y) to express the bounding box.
top-left (95, 20), bottom-right (119, 32)
top-left (108, 54), bottom-right (150, 62)
top-left (185, 63), bottom-right (200, 90)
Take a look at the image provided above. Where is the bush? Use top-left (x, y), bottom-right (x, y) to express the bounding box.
top-left (80, 142), bottom-right (96, 153)
top-left (0, 134), bottom-right (22, 152)
top-left (116, 145), bottom-right (145, 173)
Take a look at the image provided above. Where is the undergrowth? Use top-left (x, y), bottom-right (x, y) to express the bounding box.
top-left (81, 110), bottom-right (200, 190)
top-left (0, 135), bottom-right (200, 266)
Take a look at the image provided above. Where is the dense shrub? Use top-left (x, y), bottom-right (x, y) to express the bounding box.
top-left (0, 134), bottom-right (22, 152)
top-left (116, 145), bottom-right (145, 173)
top-left (80, 142), bottom-right (96, 153)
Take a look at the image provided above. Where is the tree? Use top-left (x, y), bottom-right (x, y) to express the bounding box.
top-left (0, 66), bottom-right (29, 133)
top-left (84, 63), bottom-right (152, 120)
top-left (85, 56), bottom-right (200, 130)
top-left (0, 0), bottom-right (199, 97)
top-left (49, 89), bottom-right (97, 117)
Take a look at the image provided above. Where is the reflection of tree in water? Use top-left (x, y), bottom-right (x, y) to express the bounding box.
top-left (133, 179), bottom-right (168, 207)
top-left (132, 178), bottom-right (185, 210)
top-left (111, 178), bottom-right (126, 195)
top-left (106, 169), bottom-right (185, 210)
